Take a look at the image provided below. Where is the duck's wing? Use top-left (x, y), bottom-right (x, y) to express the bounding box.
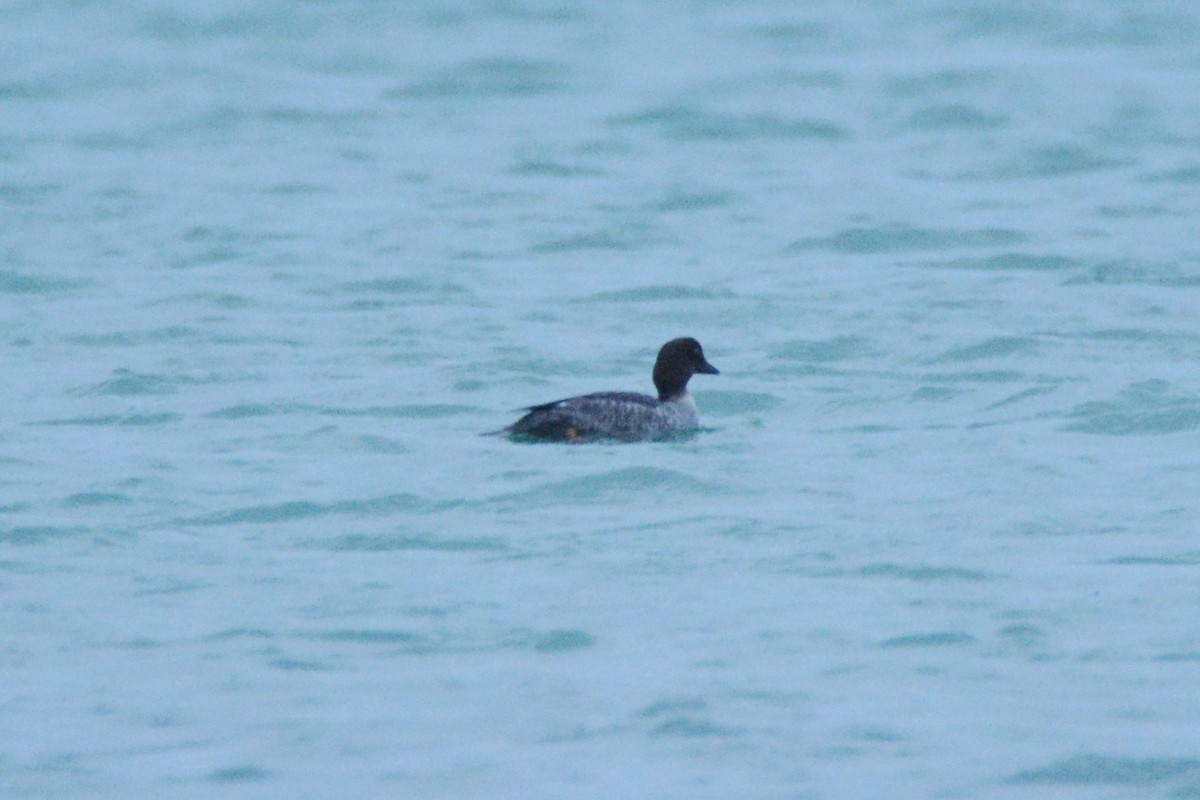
top-left (521, 391), bottom-right (655, 414)
top-left (509, 392), bottom-right (657, 441)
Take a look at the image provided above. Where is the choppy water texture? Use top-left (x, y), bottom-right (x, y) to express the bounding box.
top-left (4, 1), bottom-right (1200, 798)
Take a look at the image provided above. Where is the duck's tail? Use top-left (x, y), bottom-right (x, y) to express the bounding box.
top-left (480, 426), bottom-right (513, 438)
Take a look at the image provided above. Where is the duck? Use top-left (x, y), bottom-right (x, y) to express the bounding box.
top-left (490, 337), bottom-right (718, 442)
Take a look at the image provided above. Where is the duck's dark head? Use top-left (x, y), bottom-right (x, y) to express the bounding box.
top-left (652, 337), bottom-right (719, 400)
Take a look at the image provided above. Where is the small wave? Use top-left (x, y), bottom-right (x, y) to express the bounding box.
top-left (917, 369), bottom-right (1024, 384)
top-left (62, 492), bottom-right (133, 507)
top-left (322, 533), bottom-right (506, 552)
top-left (636, 698), bottom-right (739, 739)
top-left (389, 58), bottom-right (571, 99)
top-left (180, 493), bottom-right (449, 525)
top-left (32, 413), bottom-right (182, 427)
top-left (509, 158), bottom-right (605, 178)
top-left (1064, 259), bottom-right (1200, 287)
top-left (857, 563), bottom-right (993, 582)
top-left (993, 144), bottom-right (1131, 178)
top-left (489, 467), bottom-right (719, 508)
top-left (307, 629), bottom-right (426, 645)
top-left (527, 629), bottom-right (595, 653)
top-left (884, 69), bottom-right (996, 97)
top-left (929, 253), bottom-right (1079, 272)
top-left (332, 277), bottom-right (468, 297)
top-left (985, 385), bottom-right (1058, 410)
top-left (207, 765), bottom-right (271, 784)
top-left (207, 402), bottom-right (301, 420)
top-left (0, 270), bottom-right (86, 294)
top-left (1108, 552), bottom-right (1200, 566)
top-left (167, 225), bottom-right (268, 268)
top-left (1144, 165), bottom-right (1200, 184)
top-left (529, 223), bottom-right (673, 254)
top-left (571, 285), bottom-right (728, 303)
top-left (879, 631), bottom-right (977, 648)
top-left (64, 327), bottom-right (198, 347)
top-left (321, 403), bottom-right (477, 419)
top-left (698, 391), bottom-right (782, 416)
top-left (0, 525), bottom-right (89, 544)
top-left (932, 336), bottom-right (1037, 363)
top-left (1064, 380), bottom-right (1200, 435)
top-left (746, 22), bottom-right (836, 50)
top-left (787, 224), bottom-right (1024, 254)
top-left (771, 335), bottom-right (872, 363)
top-left (1008, 755), bottom-right (1200, 787)
top-left (654, 188), bottom-right (737, 212)
top-left (610, 105), bottom-right (846, 142)
top-left (0, 80), bottom-right (64, 101)
top-left (74, 369), bottom-right (179, 397)
top-left (902, 103), bottom-right (1006, 131)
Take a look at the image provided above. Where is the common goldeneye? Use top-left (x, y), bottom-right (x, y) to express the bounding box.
top-left (491, 337), bottom-right (719, 442)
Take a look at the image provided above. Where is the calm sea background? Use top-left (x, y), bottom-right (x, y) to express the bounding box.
top-left (4, 1), bottom-right (1200, 798)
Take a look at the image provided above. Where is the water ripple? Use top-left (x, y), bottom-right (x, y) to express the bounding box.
top-left (0, 270), bottom-right (86, 294)
top-left (1063, 381), bottom-right (1200, 435)
top-left (995, 145), bottom-right (1131, 178)
top-left (637, 698), bottom-right (738, 739)
top-left (880, 632), bottom-right (977, 648)
top-left (571, 285), bottom-right (729, 303)
top-left (391, 58), bottom-right (572, 98)
top-left (932, 336), bottom-right (1037, 363)
top-left (332, 277), bottom-right (469, 298)
top-left (857, 564), bottom-right (993, 582)
top-left (787, 225), bottom-right (1025, 254)
top-left (74, 369), bottom-right (179, 397)
top-left (530, 223), bottom-right (673, 253)
top-left (1009, 755), bottom-right (1200, 787)
top-left (610, 106), bottom-right (847, 142)
top-left (0, 526), bottom-right (90, 544)
top-left (62, 492), bottom-right (133, 508)
top-left (32, 413), bottom-right (183, 427)
top-left (490, 467), bottom-right (719, 508)
top-left (321, 533), bottom-right (506, 553)
top-left (206, 765), bottom-right (271, 784)
top-left (902, 103), bottom-right (1006, 131)
top-left (180, 493), bottom-right (451, 526)
top-left (771, 336), bottom-right (873, 363)
top-left (1064, 259), bottom-right (1200, 287)
top-left (928, 253), bottom-right (1079, 272)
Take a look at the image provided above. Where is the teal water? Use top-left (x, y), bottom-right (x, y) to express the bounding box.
top-left (4, 2), bottom-right (1200, 798)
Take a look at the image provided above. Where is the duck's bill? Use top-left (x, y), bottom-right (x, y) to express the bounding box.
top-left (698, 361), bottom-right (719, 375)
